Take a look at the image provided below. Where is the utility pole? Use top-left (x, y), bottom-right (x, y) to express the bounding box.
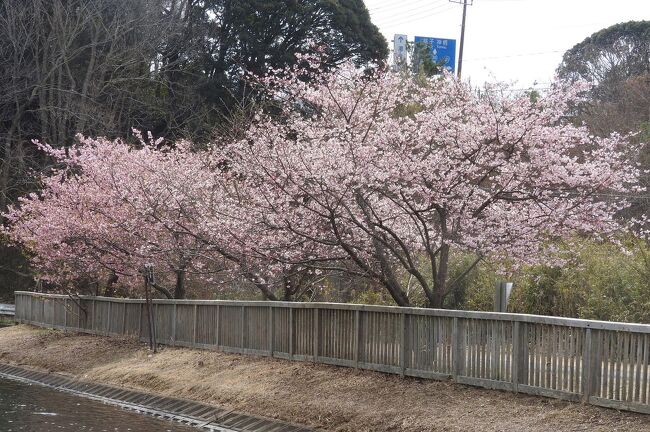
top-left (450, 0), bottom-right (472, 79)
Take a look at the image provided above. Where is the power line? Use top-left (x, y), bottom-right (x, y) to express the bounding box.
top-left (367, 0), bottom-right (443, 13)
top-left (464, 49), bottom-right (564, 61)
top-left (369, 0), bottom-right (448, 23)
top-left (365, 0), bottom-right (402, 10)
top-left (374, 3), bottom-right (455, 27)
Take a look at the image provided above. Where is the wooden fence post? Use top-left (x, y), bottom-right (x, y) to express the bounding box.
top-left (107, 300), bottom-right (112, 336)
top-left (453, 317), bottom-right (464, 380)
top-left (91, 299), bottom-right (96, 333)
top-left (240, 305), bottom-right (246, 349)
top-left (121, 302), bottom-right (127, 335)
top-left (138, 302), bottom-right (143, 340)
top-left (400, 312), bottom-right (407, 377)
top-left (354, 309), bottom-right (360, 368)
top-left (314, 307), bottom-right (320, 362)
top-left (512, 320), bottom-right (521, 391)
top-left (63, 298), bottom-right (68, 332)
top-left (192, 304), bottom-right (198, 345)
top-left (269, 305), bottom-right (274, 357)
top-left (582, 328), bottom-right (602, 403)
top-left (289, 307), bottom-right (294, 361)
top-left (172, 303), bottom-right (177, 346)
top-left (215, 305), bottom-right (220, 348)
top-left (582, 328), bottom-right (593, 402)
top-left (152, 303), bottom-right (158, 349)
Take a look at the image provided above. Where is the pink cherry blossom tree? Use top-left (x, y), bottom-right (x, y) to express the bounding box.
top-left (4, 131), bottom-right (325, 300)
top-left (220, 64), bottom-right (643, 307)
top-left (4, 61), bottom-right (644, 306)
top-left (3, 133), bottom-right (227, 298)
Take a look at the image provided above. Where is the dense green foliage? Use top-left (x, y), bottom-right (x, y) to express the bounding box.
top-left (460, 239), bottom-right (650, 323)
top-left (0, 241), bottom-right (32, 303)
top-left (0, 0), bottom-right (387, 204)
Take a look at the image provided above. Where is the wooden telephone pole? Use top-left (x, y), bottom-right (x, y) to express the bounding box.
top-left (450, 0), bottom-right (473, 79)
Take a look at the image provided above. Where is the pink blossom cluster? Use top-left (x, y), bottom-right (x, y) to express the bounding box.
top-left (4, 133), bottom-right (246, 295)
top-left (4, 63), bottom-right (645, 304)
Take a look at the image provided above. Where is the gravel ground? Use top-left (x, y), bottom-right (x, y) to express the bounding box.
top-left (2, 324), bottom-right (650, 432)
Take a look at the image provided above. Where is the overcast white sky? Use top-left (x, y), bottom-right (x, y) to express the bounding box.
top-left (364, 0), bottom-right (649, 89)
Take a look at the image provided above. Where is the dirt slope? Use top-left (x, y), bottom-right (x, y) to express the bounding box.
top-left (1, 325), bottom-right (649, 432)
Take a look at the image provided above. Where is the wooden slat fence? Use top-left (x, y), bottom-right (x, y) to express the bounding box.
top-left (13, 291), bottom-right (650, 414)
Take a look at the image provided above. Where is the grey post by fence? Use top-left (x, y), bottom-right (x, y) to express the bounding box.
top-left (13, 290), bottom-right (650, 416)
top-left (494, 281), bottom-right (514, 313)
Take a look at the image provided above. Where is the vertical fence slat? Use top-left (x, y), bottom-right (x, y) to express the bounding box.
top-left (121, 302), bottom-right (127, 335)
top-left (640, 334), bottom-right (650, 404)
top-left (91, 299), bottom-right (96, 333)
top-left (192, 304), bottom-right (197, 345)
top-left (634, 334), bottom-right (642, 402)
top-left (240, 306), bottom-right (245, 349)
top-left (583, 328), bottom-right (593, 402)
top-left (314, 307), bottom-right (320, 361)
top-left (269, 305), bottom-right (274, 356)
top-left (564, 328), bottom-right (571, 393)
top-left (400, 312), bottom-right (406, 377)
top-left (606, 331), bottom-right (613, 400)
top-left (289, 307), bottom-right (294, 361)
top-left (512, 320), bottom-right (520, 391)
top-left (63, 298), bottom-right (68, 331)
top-left (107, 301), bottom-right (112, 336)
top-left (215, 305), bottom-right (220, 348)
top-left (171, 303), bottom-right (177, 346)
top-left (354, 309), bottom-right (360, 368)
top-left (452, 317), bottom-right (460, 379)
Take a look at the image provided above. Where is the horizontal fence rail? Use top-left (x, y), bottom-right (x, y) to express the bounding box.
top-left (0, 303), bottom-right (15, 317)
top-left (13, 291), bottom-right (650, 415)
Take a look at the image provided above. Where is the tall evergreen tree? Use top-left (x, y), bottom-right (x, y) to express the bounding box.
top-left (557, 21), bottom-right (650, 221)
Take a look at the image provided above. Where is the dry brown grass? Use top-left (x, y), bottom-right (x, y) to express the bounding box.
top-left (1, 324), bottom-right (650, 431)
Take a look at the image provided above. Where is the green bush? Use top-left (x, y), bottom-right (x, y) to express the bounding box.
top-left (462, 237), bottom-right (650, 323)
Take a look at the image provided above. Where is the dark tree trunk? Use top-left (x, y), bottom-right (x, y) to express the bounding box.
top-left (255, 282), bottom-right (279, 301)
top-left (174, 268), bottom-right (186, 299)
top-left (431, 244), bottom-right (450, 309)
top-left (372, 240), bottom-right (410, 307)
top-left (104, 271), bottom-right (118, 297)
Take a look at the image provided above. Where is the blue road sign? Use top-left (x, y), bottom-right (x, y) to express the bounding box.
top-left (414, 36), bottom-right (457, 73)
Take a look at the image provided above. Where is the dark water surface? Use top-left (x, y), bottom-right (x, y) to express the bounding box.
top-left (0, 378), bottom-right (195, 432)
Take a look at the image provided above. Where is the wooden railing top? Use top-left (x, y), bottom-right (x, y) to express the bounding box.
top-left (15, 290), bottom-right (650, 334)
